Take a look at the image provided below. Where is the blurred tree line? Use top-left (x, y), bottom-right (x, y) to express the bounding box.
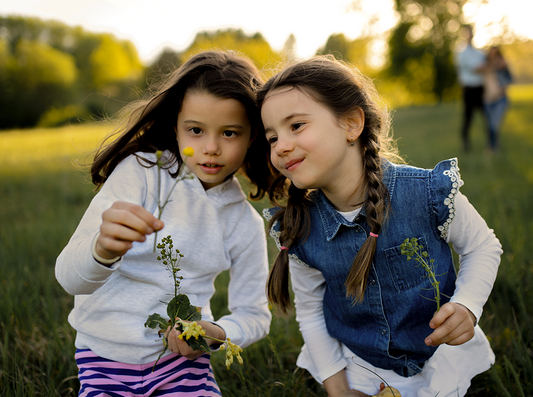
top-left (1, 9), bottom-right (532, 130)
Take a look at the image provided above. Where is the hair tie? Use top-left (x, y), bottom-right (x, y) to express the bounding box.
top-left (280, 246), bottom-right (288, 251)
top-left (369, 232), bottom-right (379, 238)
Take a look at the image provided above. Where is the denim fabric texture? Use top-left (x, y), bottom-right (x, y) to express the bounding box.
top-left (265, 159), bottom-right (462, 377)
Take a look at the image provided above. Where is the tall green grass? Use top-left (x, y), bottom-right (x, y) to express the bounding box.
top-left (1, 87), bottom-right (532, 396)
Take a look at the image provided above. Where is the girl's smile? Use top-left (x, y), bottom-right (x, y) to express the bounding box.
top-left (176, 91), bottom-right (252, 190)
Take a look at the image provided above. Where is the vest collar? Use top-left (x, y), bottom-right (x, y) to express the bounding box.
top-left (314, 159), bottom-right (397, 241)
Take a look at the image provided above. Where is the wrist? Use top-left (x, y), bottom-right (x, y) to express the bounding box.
top-left (92, 233), bottom-right (121, 266)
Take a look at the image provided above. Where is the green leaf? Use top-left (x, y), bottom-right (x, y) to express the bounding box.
top-left (183, 305), bottom-right (202, 322)
top-left (167, 294), bottom-right (193, 320)
top-left (187, 335), bottom-right (211, 354)
top-left (145, 313), bottom-right (169, 331)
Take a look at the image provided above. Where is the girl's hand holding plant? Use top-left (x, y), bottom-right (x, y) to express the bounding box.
top-left (424, 302), bottom-right (476, 347)
top-left (165, 319), bottom-right (226, 360)
top-left (96, 201), bottom-right (164, 261)
top-left (400, 238), bottom-right (476, 348)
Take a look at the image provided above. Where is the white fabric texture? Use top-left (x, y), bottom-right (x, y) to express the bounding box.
top-left (56, 152), bottom-right (271, 364)
top-left (289, 191), bottom-right (502, 397)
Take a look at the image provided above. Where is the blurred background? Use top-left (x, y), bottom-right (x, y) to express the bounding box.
top-left (0, 0), bottom-right (532, 129)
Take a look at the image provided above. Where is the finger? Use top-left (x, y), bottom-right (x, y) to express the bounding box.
top-left (425, 314), bottom-right (468, 346)
top-left (96, 232), bottom-right (133, 258)
top-left (107, 201), bottom-right (164, 233)
top-left (428, 302), bottom-right (456, 329)
top-left (445, 328), bottom-right (475, 345)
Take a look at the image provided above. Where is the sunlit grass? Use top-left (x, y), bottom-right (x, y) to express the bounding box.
top-left (0, 124), bottom-right (111, 175)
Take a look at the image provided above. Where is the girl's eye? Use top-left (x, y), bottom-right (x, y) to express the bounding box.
top-left (223, 130), bottom-right (237, 138)
top-left (266, 136), bottom-right (278, 146)
top-left (291, 122), bottom-right (304, 131)
top-left (189, 127), bottom-right (202, 135)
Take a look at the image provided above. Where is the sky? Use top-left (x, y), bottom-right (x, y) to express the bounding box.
top-left (1, 0), bottom-right (532, 64)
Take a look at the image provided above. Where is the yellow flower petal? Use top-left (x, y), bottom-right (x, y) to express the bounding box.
top-left (183, 147), bottom-right (194, 157)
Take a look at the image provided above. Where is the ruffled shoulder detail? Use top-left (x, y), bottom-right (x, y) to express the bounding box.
top-left (432, 158), bottom-right (464, 240)
top-left (262, 208), bottom-right (310, 268)
top-left (262, 208), bottom-right (282, 249)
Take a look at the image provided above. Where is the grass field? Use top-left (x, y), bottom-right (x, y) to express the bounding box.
top-left (1, 85), bottom-right (532, 396)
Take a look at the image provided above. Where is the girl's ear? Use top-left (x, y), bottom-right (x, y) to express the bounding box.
top-left (344, 107), bottom-right (365, 141)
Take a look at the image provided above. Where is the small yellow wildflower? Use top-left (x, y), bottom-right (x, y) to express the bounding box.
top-left (182, 147), bottom-right (195, 157)
top-left (223, 338), bottom-right (243, 369)
top-left (178, 321), bottom-right (206, 340)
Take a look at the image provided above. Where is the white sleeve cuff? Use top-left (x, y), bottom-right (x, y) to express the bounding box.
top-left (91, 232), bottom-right (122, 266)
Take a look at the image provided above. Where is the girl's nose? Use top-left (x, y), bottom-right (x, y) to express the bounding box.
top-left (274, 136), bottom-right (294, 156)
top-left (203, 136), bottom-right (220, 155)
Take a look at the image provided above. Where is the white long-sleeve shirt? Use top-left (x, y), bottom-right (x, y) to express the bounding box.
top-left (56, 153), bottom-right (271, 364)
top-left (289, 191), bottom-right (502, 396)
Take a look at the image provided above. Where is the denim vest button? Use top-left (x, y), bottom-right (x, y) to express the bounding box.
top-left (380, 328), bottom-right (387, 335)
top-left (370, 279), bottom-right (376, 285)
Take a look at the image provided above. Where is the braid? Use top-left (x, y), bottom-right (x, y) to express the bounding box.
top-left (345, 130), bottom-right (388, 301)
top-left (257, 55), bottom-right (402, 308)
top-left (267, 183), bottom-right (310, 314)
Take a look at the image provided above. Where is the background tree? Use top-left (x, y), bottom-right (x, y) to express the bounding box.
top-left (317, 33), bottom-right (374, 75)
top-left (180, 28), bottom-right (282, 75)
top-left (384, 0), bottom-right (466, 104)
top-left (0, 16), bottom-right (145, 128)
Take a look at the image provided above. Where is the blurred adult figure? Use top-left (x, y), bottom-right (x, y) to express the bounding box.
top-left (481, 46), bottom-right (512, 152)
top-left (456, 26), bottom-right (487, 152)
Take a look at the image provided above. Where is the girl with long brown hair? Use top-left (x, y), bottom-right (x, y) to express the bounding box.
top-left (258, 56), bottom-right (502, 397)
top-left (56, 51), bottom-right (272, 395)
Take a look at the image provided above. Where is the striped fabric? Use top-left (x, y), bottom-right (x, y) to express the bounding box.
top-left (75, 349), bottom-right (222, 396)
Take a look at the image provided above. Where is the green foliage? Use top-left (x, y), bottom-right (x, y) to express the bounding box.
top-left (0, 16), bottom-right (145, 129)
top-left (181, 28), bottom-right (283, 73)
top-left (90, 33), bottom-right (143, 88)
top-left (11, 39), bottom-right (78, 88)
top-left (400, 237), bottom-right (442, 311)
top-left (385, 0), bottom-right (465, 102)
top-left (37, 104), bottom-right (86, 127)
top-left (317, 33), bottom-right (374, 75)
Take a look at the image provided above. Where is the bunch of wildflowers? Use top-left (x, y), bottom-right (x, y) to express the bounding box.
top-left (400, 237), bottom-right (443, 311)
top-left (145, 234), bottom-right (245, 370)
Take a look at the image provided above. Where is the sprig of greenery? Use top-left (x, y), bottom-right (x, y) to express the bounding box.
top-left (144, 235), bottom-right (244, 371)
top-left (400, 237), bottom-right (441, 311)
top-left (152, 149), bottom-right (194, 252)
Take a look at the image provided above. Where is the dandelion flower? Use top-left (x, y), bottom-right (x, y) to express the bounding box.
top-left (183, 147), bottom-right (194, 157)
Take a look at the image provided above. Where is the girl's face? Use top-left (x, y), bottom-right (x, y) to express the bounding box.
top-left (176, 91), bottom-right (252, 190)
top-left (261, 87), bottom-right (365, 210)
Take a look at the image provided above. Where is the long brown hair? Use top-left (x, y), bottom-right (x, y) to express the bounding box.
top-left (257, 56), bottom-right (402, 312)
top-left (91, 50), bottom-right (272, 200)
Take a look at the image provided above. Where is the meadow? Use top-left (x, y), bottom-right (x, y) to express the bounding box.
top-left (1, 85), bottom-right (532, 396)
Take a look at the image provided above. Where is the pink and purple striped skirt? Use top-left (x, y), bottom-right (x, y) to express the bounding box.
top-left (75, 349), bottom-right (222, 396)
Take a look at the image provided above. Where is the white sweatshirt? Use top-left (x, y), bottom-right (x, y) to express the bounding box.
top-left (56, 152), bottom-right (271, 364)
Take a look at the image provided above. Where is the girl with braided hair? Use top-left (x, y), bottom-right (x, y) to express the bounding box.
top-left (258, 56), bottom-right (502, 397)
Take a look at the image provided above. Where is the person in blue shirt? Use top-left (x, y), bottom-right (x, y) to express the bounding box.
top-left (258, 56), bottom-right (502, 397)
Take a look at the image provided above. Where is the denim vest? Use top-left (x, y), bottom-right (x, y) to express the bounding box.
top-left (264, 159), bottom-right (462, 377)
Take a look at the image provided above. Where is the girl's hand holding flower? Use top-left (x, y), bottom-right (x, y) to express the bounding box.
top-left (165, 319), bottom-right (226, 360)
top-left (97, 201), bottom-right (164, 260)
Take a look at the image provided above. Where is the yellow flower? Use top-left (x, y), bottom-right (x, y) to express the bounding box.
top-left (223, 338), bottom-right (243, 369)
top-left (180, 321), bottom-right (206, 340)
top-left (182, 147), bottom-right (194, 157)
